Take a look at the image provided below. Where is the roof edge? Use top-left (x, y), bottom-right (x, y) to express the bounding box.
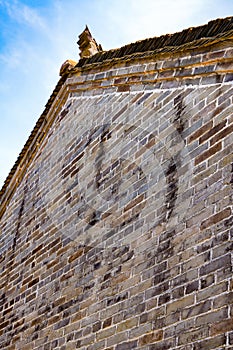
top-left (73, 30), bottom-right (233, 74)
top-left (0, 72), bottom-right (70, 218)
top-left (77, 17), bottom-right (233, 68)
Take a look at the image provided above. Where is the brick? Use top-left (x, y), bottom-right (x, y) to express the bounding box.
top-left (210, 317), bottom-right (233, 336)
top-left (218, 88), bottom-right (233, 105)
top-left (193, 335), bottom-right (226, 349)
top-left (172, 285), bottom-right (185, 299)
top-left (178, 326), bottom-right (209, 345)
top-left (197, 281), bottom-right (228, 302)
top-left (68, 248), bottom-right (84, 263)
top-left (116, 318), bottom-right (138, 332)
top-left (175, 67), bottom-right (193, 77)
top-left (188, 120), bottom-right (213, 143)
top-left (195, 142), bottom-right (222, 165)
top-left (200, 275), bottom-right (214, 289)
top-left (186, 207), bottom-right (213, 229)
top-left (158, 69), bottom-right (174, 78)
top-left (212, 100), bottom-right (232, 122)
top-left (115, 340), bottom-right (138, 350)
top-left (92, 320), bottom-right (101, 332)
top-left (139, 330), bottom-right (163, 345)
top-left (201, 74), bottom-right (223, 85)
top-left (186, 280), bottom-right (199, 294)
top-left (28, 277), bottom-right (39, 288)
top-left (96, 326), bottom-right (116, 341)
top-left (54, 318), bottom-right (70, 330)
top-left (200, 254), bottom-right (231, 276)
top-left (200, 207), bottom-right (231, 229)
top-left (148, 339), bottom-right (175, 350)
top-left (196, 307), bottom-right (228, 327)
top-left (217, 61), bottom-right (233, 71)
top-left (180, 55), bottom-right (202, 66)
top-left (229, 331), bottom-right (233, 344)
top-left (181, 252), bottom-right (210, 272)
top-left (181, 300), bottom-right (211, 319)
top-left (117, 85), bottom-right (130, 92)
top-left (210, 123), bottom-right (233, 145)
top-left (194, 65), bottom-right (215, 75)
top-left (224, 73), bottom-right (233, 82)
top-left (166, 295), bottom-right (194, 314)
top-left (213, 291), bottom-right (233, 309)
top-left (204, 50), bottom-right (225, 60)
top-left (199, 120), bottom-right (227, 143)
top-left (162, 59), bottom-right (180, 69)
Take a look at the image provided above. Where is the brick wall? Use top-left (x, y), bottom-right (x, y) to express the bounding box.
top-left (0, 41), bottom-right (232, 349)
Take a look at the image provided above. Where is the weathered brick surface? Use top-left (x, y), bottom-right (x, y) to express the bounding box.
top-left (0, 34), bottom-right (232, 350)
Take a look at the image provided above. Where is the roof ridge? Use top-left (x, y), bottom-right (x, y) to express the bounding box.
top-left (77, 16), bottom-right (233, 67)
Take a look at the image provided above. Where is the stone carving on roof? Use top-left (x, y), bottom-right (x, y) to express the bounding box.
top-left (59, 59), bottom-right (77, 76)
top-left (77, 25), bottom-right (103, 58)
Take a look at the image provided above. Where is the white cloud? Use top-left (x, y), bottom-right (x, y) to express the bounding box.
top-left (2, 0), bottom-right (46, 29)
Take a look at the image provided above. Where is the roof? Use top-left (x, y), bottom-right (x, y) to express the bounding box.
top-left (1, 16), bottom-right (233, 218)
top-left (78, 16), bottom-right (233, 67)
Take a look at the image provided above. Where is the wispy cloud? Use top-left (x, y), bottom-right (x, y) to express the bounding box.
top-left (1, 0), bottom-right (46, 29)
top-left (0, 48), bottom-right (22, 68)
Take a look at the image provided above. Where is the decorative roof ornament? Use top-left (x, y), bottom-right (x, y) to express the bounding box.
top-left (59, 59), bottom-right (77, 76)
top-left (77, 25), bottom-right (102, 59)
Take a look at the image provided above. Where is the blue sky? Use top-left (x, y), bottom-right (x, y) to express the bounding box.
top-left (0, 0), bottom-right (233, 187)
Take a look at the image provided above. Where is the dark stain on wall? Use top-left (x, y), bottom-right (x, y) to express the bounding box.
top-left (86, 210), bottom-right (101, 228)
top-left (58, 102), bottom-right (72, 122)
top-left (230, 163), bottom-right (233, 184)
top-left (94, 125), bottom-right (110, 190)
top-left (173, 94), bottom-right (186, 137)
top-left (0, 180), bottom-right (30, 346)
top-left (165, 157), bottom-right (179, 220)
top-left (13, 183), bottom-right (28, 253)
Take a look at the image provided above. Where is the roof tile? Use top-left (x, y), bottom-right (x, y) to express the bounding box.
top-left (77, 17), bottom-right (233, 67)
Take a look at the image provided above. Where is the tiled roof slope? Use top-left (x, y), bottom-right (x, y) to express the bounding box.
top-left (78, 17), bottom-right (233, 67)
top-left (1, 16), bottom-right (233, 216)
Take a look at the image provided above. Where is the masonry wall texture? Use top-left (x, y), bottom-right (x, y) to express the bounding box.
top-left (0, 18), bottom-right (233, 350)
